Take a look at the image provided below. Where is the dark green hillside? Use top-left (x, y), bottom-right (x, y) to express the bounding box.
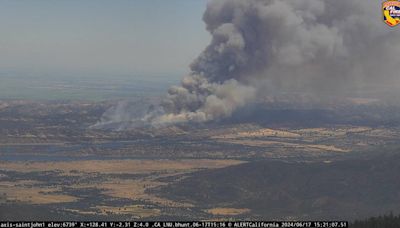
top-left (155, 154), bottom-right (400, 220)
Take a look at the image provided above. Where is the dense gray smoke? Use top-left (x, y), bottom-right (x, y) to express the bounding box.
top-left (98, 0), bottom-right (400, 127)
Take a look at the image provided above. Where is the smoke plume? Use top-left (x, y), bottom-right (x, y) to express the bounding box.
top-left (98, 0), bottom-right (400, 127)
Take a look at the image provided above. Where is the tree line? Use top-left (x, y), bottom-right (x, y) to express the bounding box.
top-left (351, 213), bottom-right (400, 228)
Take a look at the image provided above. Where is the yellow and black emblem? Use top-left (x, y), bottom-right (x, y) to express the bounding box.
top-left (383, 0), bottom-right (400, 27)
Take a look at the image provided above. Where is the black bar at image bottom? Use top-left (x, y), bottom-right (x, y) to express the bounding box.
top-left (0, 221), bottom-right (348, 228)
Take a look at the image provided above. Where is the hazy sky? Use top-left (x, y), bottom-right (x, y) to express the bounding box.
top-left (0, 0), bottom-right (210, 77)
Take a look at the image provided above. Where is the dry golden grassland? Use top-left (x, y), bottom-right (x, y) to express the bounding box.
top-left (214, 126), bottom-right (375, 140)
top-left (213, 128), bottom-right (300, 139)
top-left (205, 207), bottom-right (251, 216)
top-left (0, 180), bottom-right (78, 204)
top-left (0, 159), bottom-right (244, 218)
top-left (0, 159), bottom-right (243, 174)
top-left (211, 126), bottom-right (398, 154)
top-left (218, 139), bottom-right (348, 153)
top-left (95, 205), bottom-right (160, 218)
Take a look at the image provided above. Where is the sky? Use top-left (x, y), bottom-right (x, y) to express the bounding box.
top-left (0, 0), bottom-right (210, 78)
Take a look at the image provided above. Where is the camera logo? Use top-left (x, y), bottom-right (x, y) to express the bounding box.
top-left (383, 0), bottom-right (400, 27)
